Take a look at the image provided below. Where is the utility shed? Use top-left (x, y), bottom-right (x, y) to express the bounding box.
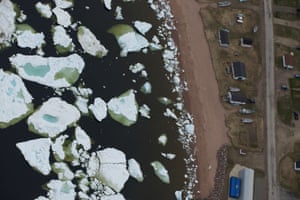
top-left (229, 176), bottom-right (241, 198)
top-left (294, 161), bottom-right (300, 171)
top-left (282, 54), bottom-right (295, 69)
top-left (232, 61), bottom-right (246, 80)
top-left (239, 168), bottom-right (254, 200)
top-left (227, 92), bottom-right (247, 105)
top-left (240, 38), bottom-right (253, 48)
top-left (219, 29), bottom-right (229, 47)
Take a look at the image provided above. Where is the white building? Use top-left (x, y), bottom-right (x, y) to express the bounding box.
top-left (239, 168), bottom-right (254, 200)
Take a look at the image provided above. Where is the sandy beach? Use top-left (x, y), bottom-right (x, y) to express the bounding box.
top-left (169, 0), bottom-right (229, 198)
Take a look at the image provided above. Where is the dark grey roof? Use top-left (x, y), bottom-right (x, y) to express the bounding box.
top-left (296, 161), bottom-right (300, 168)
top-left (219, 29), bottom-right (229, 45)
top-left (230, 92), bottom-right (247, 103)
top-left (242, 38), bottom-right (253, 45)
top-left (232, 62), bottom-right (246, 78)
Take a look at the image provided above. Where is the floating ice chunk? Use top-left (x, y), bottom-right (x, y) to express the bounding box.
top-left (53, 7), bottom-right (72, 27)
top-left (101, 194), bottom-right (126, 200)
top-left (0, 0), bottom-right (16, 46)
top-left (129, 62), bottom-right (145, 73)
top-left (161, 153), bottom-right (176, 160)
top-left (78, 26), bottom-right (108, 58)
top-left (70, 86), bottom-right (93, 98)
top-left (133, 20), bottom-right (152, 35)
top-left (16, 30), bottom-right (45, 49)
top-left (123, 0), bottom-right (135, 2)
top-left (52, 25), bottom-right (74, 53)
top-left (97, 148), bottom-right (129, 192)
top-left (175, 190), bottom-right (182, 200)
top-left (108, 24), bottom-right (149, 57)
top-left (150, 161), bottom-right (170, 184)
top-left (114, 6), bottom-right (124, 20)
top-left (78, 192), bottom-right (89, 200)
top-left (46, 180), bottom-right (76, 200)
top-left (10, 53), bottom-right (85, 88)
top-left (140, 81), bottom-right (152, 94)
top-left (107, 89), bottom-right (138, 126)
top-left (16, 138), bottom-right (51, 175)
top-left (28, 98), bottom-right (80, 138)
top-left (139, 104), bottom-right (150, 119)
top-left (0, 69), bottom-right (33, 128)
top-left (75, 96), bottom-right (89, 114)
top-left (52, 135), bottom-right (68, 161)
top-left (52, 162), bottom-right (74, 180)
top-left (75, 126), bottom-right (91, 151)
top-left (158, 134), bottom-right (167, 146)
top-left (128, 158), bottom-right (144, 182)
top-left (35, 2), bottom-right (52, 18)
top-left (34, 196), bottom-right (49, 200)
top-left (87, 153), bottom-right (100, 177)
top-left (157, 97), bottom-right (172, 105)
top-left (17, 10), bottom-right (27, 23)
top-left (103, 0), bottom-right (112, 10)
top-left (54, 0), bottom-right (74, 9)
top-left (164, 108), bottom-right (177, 120)
top-left (185, 124), bottom-right (195, 135)
top-left (89, 97), bottom-right (107, 122)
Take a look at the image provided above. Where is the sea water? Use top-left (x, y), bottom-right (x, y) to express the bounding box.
top-left (0, 0), bottom-right (196, 199)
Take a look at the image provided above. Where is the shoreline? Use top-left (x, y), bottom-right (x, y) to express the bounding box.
top-left (169, 0), bottom-right (229, 198)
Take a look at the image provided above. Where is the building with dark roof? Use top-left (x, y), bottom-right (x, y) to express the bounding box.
top-left (240, 37), bottom-right (253, 48)
top-left (282, 54), bottom-right (295, 69)
top-left (232, 61), bottom-right (246, 80)
top-left (227, 92), bottom-right (247, 105)
top-left (219, 29), bottom-right (229, 48)
top-left (294, 161), bottom-right (300, 171)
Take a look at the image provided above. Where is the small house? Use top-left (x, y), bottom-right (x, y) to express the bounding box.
top-left (282, 54), bottom-right (295, 69)
top-left (239, 168), bottom-right (254, 200)
top-left (219, 29), bottom-right (229, 48)
top-left (227, 92), bottom-right (247, 105)
top-left (240, 38), bottom-right (253, 48)
top-left (294, 161), bottom-right (300, 171)
top-left (232, 61), bottom-right (247, 80)
top-left (229, 176), bottom-right (241, 198)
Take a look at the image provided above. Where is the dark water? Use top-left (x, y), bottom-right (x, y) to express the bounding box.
top-left (0, 0), bottom-right (187, 199)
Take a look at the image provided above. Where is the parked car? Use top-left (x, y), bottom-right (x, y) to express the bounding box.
top-left (294, 112), bottom-right (299, 120)
top-left (295, 74), bottom-right (300, 78)
top-left (281, 84), bottom-right (288, 90)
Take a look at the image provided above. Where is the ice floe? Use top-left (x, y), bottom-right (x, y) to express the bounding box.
top-left (133, 20), bottom-right (152, 35)
top-left (75, 126), bottom-right (91, 151)
top-left (150, 161), bottom-right (170, 184)
top-left (129, 62), bottom-right (145, 74)
top-left (27, 97), bottom-right (80, 138)
top-left (78, 26), bottom-right (108, 58)
top-left (35, 2), bottom-right (52, 18)
top-left (75, 96), bottom-right (89, 114)
top-left (54, 0), bottom-right (74, 9)
top-left (140, 81), bottom-right (152, 94)
top-left (9, 53), bottom-right (85, 88)
top-left (0, 0), bottom-right (16, 47)
top-left (138, 104), bottom-right (151, 119)
top-left (114, 6), bottom-right (124, 20)
top-left (107, 89), bottom-right (138, 126)
top-left (161, 152), bottom-right (176, 160)
top-left (52, 162), bottom-right (74, 181)
top-left (53, 7), bottom-right (72, 27)
top-left (16, 138), bottom-right (51, 175)
top-left (0, 69), bottom-right (33, 128)
top-left (46, 180), bottom-right (76, 200)
top-left (16, 29), bottom-right (45, 49)
top-left (158, 134), bottom-right (168, 146)
top-left (128, 158), bottom-right (144, 182)
top-left (101, 194), bottom-right (126, 200)
top-left (52, 25), bottom-right (74, 53)
top-left (108, 24), bottom-right (149, 57)
top-left (52, 135), bottom-right (68, 161)
top-left (89, 97), bottom-right (107, 122)
top-left (103, 0), bottom-right (112, 10)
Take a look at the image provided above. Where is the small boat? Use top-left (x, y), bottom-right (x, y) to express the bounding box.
top-left (241, 118), bottom-right (254, 124)
top-left (229, 87), bottom-right (240, 92)
top-left (217, 1), bottom-right (232, 7)
top-left (239, 108), bottom-right (255, 114)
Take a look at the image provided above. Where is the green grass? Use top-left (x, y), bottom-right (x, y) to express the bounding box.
top-left (274, 12), bottom-right (300, 21)
top-left (277, 95), bottom-right (293, 125)
top-left (274, 25), bottom-right (300, 42)
top-left (274, 0), bottom-right (298, 7)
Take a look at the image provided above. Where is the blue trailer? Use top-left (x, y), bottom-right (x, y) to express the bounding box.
top-left (229, 176), bottom-right (241, 198)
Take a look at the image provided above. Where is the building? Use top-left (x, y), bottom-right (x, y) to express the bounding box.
top-left (227, 92), bottom-right (247, 105)
top-left (239, 168), bottom-right (254, 200)
top-left (229, 176), bottom-right (241, 198)
top-left (282, 54), bottom-right (295, 69)
top-left (240, 37), bottom-right (253, 48)
top-left (232, 61), bottom-right (247, 80)
top-left (219, 29), bottom-right (229, 47)
top-left (294, 161), bottom-right (300, 171)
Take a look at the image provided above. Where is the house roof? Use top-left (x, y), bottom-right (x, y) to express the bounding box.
top-left (295, 161), bottom-right (300, 169)
top-left (230, 92), bottom-right (247, 103)
top-left (284, 54), bottom-right (295, 67)
top-left (232, 61), bottom-right (246, 78)
top-left (241, 38), bottom-right (253, 45)
top-left (219, 29), bottom-right (229, 45)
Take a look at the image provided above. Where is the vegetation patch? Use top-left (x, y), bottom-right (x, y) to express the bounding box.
top-left (277, 95), bottom-right (293, 125)
top-left (274, 25), bottom-right (300, 42)
top-left (274, 0), bottom-right (298, 7)
top-left (274, 12), bottom-right (300, 21)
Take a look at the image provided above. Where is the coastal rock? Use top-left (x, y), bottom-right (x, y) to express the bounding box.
top-left (107, 89), bottom-right (138, 126)
top-left (9, 53), bottom-right (85, 88)
top-left (27, 97), bottom-right (80, 138)
top-left (16, 138), bottom-right (51, 175)
top-left (0, 69), bottom-right (33, 128)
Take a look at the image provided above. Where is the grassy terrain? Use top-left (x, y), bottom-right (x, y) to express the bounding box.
top-left (274, 11), bottom-right (300, 21)
top-left (277, 95), bottom-right (293, 125)
top-left (274, 0), bottom-right (298, 7)
top-left (274, 24), bottom-right (300, 42)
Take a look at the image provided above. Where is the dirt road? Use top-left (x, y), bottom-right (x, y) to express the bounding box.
top-left (264, 0), bottom-right (280, 199)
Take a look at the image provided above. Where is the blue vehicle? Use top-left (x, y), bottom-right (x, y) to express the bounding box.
top-left (229, 176), bottom-right (241, 198)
